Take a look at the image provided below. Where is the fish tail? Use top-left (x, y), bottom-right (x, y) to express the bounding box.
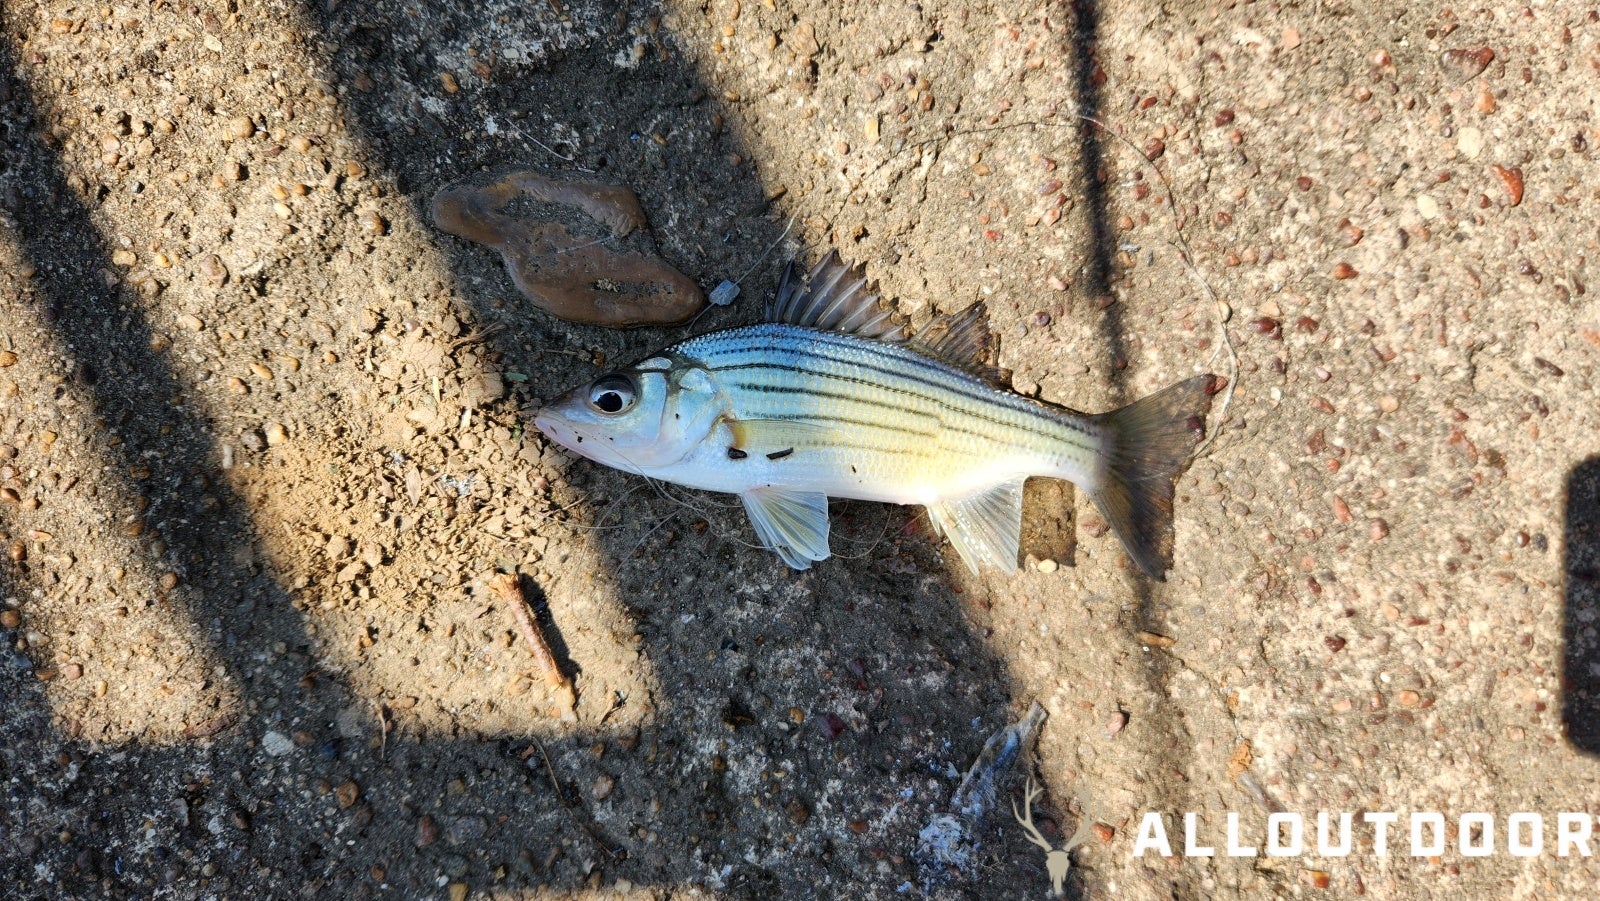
top-left (1082, 374), bottom-right (1222, 581)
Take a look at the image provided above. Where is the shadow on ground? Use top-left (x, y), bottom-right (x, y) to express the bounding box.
top-left (0, 4), bottom-right (1093, 898)
top-left (1563, 455), bottom-right (1600, 754)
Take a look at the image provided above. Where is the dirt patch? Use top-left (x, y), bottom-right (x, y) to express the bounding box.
top-left (3, 1), bottom-right (1600, 899)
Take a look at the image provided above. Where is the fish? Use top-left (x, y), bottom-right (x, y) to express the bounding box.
top-left (533, 251), bottom-right (1220, 579)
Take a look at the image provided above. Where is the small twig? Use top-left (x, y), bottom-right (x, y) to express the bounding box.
top-left (369, 698), bottom-right (391, 762)
top-left (598, 691), bottom-right (626, 725)
top-left (449, 323), bottom-right (507, 351)
top-left (488, 573), bottom-right (576, 712)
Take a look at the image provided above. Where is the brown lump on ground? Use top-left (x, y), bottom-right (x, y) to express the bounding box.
top-left (431, 170), bottom-right (704, 327)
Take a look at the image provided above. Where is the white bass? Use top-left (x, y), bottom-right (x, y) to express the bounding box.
top-left (534, 252), bottom-right (1219, 578)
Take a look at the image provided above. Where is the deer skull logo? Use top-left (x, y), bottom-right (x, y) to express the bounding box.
top-left (1012, 775), bottom-right (1098, 896)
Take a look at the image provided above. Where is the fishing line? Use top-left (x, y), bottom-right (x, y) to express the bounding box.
top-left (814, 111), bottom-right (1241, 453)
top-left (582, 442), bottom-right (770, 555)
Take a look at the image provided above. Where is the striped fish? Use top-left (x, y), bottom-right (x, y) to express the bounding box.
top-left (534, 252), bottom-right (1219, 578)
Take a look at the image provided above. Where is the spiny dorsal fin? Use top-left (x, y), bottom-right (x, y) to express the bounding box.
top-left (907, 302), bottom-right (1011, 387)
top-left (767, 251), bottom-right (907, 341)
top-left (769, 251), bottom-right (1009, 385)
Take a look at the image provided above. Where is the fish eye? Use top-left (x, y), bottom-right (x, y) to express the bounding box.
top-left (586, 373), bottom-right (637, 415)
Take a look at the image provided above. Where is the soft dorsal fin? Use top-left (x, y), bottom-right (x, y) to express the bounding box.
top-left (767, 252), bottom-right (906, 341)
top-left (908, 302), bottom-right (1011, 386)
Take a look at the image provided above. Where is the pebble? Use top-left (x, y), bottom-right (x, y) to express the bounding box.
top-left (1370, 519), bottom-right (1390, 541)
top-left (226, 116), bottom-right (256, 140)
top-left (0, 610), bottom-right (20, 628)
top-left (1378, 395), bottom-right (1399, 413)
top-left (261, 731), bottom-right (295, 756)
top-left (709, 280), bottom-right (739, 306)
top-left (0, 350), bottom-right (17, 367)
top-left (1301, 870), bottom-right (1332, 889)
top-left (1439, 47), bottom-right (1494, 81)
top-left (1036, 558), bottom-right (1058, 573)
top-left (1491, 165), bottom-right (1524, 206)
top-left (1106, 710), bottom-right (1128, 736)
top-left (1332, 262), bottom-right (1358, 280)
top-left (335, 781), bottom-right (360, 808)
top-left (448, 883), bottom-right (468, 901)
top-left (265, 423), bottom-right (288, 446)
top-left (1416, 194), bottom-right (1440, 220)
top-left (593, 773), bottom-right (616, 801)
top-left (177, 313), bottom-right (205, 331)
top-left (1456, 126), bottom-right (1484, 160)
top-left (416, 814), bottom-right (438, 847)
top-left (445, 815), bottom-right (487, 845)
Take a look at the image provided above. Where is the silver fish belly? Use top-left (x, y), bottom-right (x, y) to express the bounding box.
top-left (534, 252), bottom-right (1218, 578)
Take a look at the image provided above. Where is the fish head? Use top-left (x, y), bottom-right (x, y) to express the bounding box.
top-left (533, 356), bottom-right (723, 473)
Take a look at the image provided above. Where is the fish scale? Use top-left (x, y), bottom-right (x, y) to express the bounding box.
top-left (534, 251), bottom-right (1218, 578)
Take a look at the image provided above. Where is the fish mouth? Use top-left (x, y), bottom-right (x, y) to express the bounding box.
top-left (531, 411), bottom-right (564, 442)
top-left (531, 412), bottom-right (590, 457)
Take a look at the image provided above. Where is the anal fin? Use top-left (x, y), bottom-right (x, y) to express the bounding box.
top-left (925, 478), bottom-right (1025, 575)
top-left (740, 486), bottom-right (832, 570)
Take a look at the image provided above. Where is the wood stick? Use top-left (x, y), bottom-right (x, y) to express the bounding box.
top-left (488, 573), bottom-right (575, 709)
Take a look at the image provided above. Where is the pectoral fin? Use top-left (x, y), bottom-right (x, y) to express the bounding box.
top-left (740, 486), bottom-right (832, 570)
top-left (926, 478), bottom-right (1025, 575)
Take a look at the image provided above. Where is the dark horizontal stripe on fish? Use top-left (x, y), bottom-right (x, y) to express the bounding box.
top-left (723, 360), bottom-right (1068, 450)
top-left (729, 380), bottom-right (1043, 452)
top-left (698, 325), bottom-right (962, 383)
top-left (698, 332), bottom-right (1092, 439)
top-left (731, 407), bottom-right (938, 444)
top-left (698, 331), bottom-right (1001, 411)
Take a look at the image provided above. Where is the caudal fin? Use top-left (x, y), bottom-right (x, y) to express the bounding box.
top-left (1084, 375), bottom-right (1221, 581)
